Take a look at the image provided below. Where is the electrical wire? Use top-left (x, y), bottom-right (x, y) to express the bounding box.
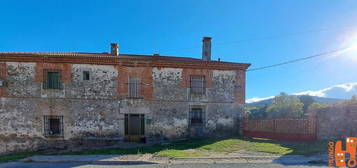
top-left (153, 25), bottom-right (356, 54)
top-left (247, 47), bottom-right (351, 72)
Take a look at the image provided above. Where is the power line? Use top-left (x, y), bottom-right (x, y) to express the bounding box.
top-left (215, 26), bottom-right (353, 46)
top-left (247, 47), bottom-right (351, 72)
top-left (155, 25), bottom-right (356, 54)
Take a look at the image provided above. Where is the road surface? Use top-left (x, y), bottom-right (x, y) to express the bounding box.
top-left (0, 162), bottom-right (327, 168)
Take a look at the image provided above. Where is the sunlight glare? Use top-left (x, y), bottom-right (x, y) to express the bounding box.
top-left (341, 34), bottom-right (357, 62)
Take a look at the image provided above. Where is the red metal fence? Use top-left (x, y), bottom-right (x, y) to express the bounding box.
top-left (243, 114), bottom-right (317, 141)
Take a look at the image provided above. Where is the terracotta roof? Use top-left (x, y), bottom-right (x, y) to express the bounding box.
top-left (0, 52), bottom-right (251, 70)
top-left (0, 52), bottom-right (200, 60)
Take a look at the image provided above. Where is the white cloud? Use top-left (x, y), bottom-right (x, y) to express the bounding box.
top-left (246, 96), bottom-right (274, 103)
top-left (247, 82), bottom-right (357, 103)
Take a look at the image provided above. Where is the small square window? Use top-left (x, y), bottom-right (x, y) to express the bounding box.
top-left (189, 107), bottom-right (205, 125)
top-left (44, 116), bottom-right (63, 137)
top-left (0, 80), bottom-right (6, 87)
top-left (83, 71), bottom-right (90, 80)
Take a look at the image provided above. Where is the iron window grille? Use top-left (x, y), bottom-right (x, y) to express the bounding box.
top-left (190, 75), bottom-right (206, 94)
top-left (43, 71), bottom-right (63, 89)
top-left (128, 77), bottom-right (141, 98)
top-left (43, 115), bottom-right (64, 137)
top-left (189, 107), bottom-right (205, 126)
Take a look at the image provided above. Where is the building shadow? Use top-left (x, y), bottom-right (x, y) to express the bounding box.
top-left (238, 137), bottom-right (328, 166)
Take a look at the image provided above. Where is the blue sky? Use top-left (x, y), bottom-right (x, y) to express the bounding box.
top-left (1, 0), bottom-right (357, 100)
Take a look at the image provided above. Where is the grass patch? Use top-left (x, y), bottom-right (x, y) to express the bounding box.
top-left (0, 153), bottom-right (36, 163)
top-left (0, 137), bottom-right (328, 162)
top-left (64, 137), bottom-right (327, 157)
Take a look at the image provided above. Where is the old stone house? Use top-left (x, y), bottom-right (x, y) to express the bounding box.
top-left (0, 37), bottom-right (250, 154)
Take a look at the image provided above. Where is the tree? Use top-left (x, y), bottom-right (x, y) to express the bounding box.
top-left (246, 105), bottom-right (268, 119)
top-left (308, 102), bottom-right (329, 112)
top-left (299, 95), bottom-right (315, 114)
top-left (341, 95), bottom-right (357, 105)
top-left (266, 92), bottom-right (304, 119)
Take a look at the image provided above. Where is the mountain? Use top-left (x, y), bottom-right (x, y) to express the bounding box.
top-left (246, 82), bottom-right (357, 107)
top-left (246, 96), bottom-right (345, 107)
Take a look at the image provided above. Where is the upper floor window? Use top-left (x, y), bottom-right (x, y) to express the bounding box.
top-left (44, 71), bottom-right (63, 89)
top-left (190, 75), bottom-right (205, 94)
top-left (128, 77), bottom-right (140, 98)
top-left (0, 79), bottom-right (6, 87)
top-left (83, 71), bottom-right (90, 80)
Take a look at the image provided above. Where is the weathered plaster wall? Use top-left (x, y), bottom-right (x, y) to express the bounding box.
top-left (0, 97), bottom-right (42, 154)
top-left (147, 102), bottom-right (189, 139)
top-left (66, 64), bottom-right (118, 99)
top-left (0, 98), bottom-right (41, 138)
top-left (67, 100), bottom-right (122, 139)
top-left (0, 63), bottom-right (246, 155)
top-left (152, 68), bottom-right (186, 101)
top-left (208, 70), bottom-right (236, 102)
top-left (205, 103), bottom-right (242, 135)
top-left (315, 104), bottom-right (357, 140)
top-left (6, 62), bottom-right (41, 97)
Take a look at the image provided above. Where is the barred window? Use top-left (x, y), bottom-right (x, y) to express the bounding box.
top-left (190, 75), bottom-right (205, 94)
top-left (128, 77), bottom-right (140, 98)
top-left (43, 71), bottom-right (63, 89)
top-left (189, 107), bottom-right (205, 125)
top-left (44, 115), bottom-right (63, 137)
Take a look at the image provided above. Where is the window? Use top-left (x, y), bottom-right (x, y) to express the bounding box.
top-left (44, 115), bottom-right (63, 137)
top-left (0, 80), bottom-right (6, 87)
top-left (83, 71), bottom-right (90, 80)
top-left (128, 77), bottom-right (140, 98)
top-left (44, 71), bottom-right (62, 89)
top-left (189, 107), bottom-right (205, 125)
top-left (125, 114), bottom-right (145, 136)
top-left (190, 75), bottom-right (205, 94)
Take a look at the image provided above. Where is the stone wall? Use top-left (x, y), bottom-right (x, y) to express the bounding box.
top-left (315, 104), bottom-right (357, 140)
top-left (0, 62), bottom-right (246, 155)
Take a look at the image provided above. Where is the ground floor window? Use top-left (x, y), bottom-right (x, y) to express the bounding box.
top-left (189, 106), bottom-right (205, 125)
top-left (44, 115), bottom-right (64, 137)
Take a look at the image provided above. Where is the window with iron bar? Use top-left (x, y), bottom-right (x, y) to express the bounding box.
top-left (189, 107), bottom-right (205, 125)
top-left (43, 115), bottom-right (64, 137)
top-left (43, 71), bottom-right (63, 89)
top-left (190, 75), bottom-right (205, 94)
top-left (128, 77), bottom-right (140, 98)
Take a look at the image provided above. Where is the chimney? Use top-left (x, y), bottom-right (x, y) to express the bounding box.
top-left (202, 37), bottom-right (212, 61)
top-left (110, 43), bottom-right (119, 56)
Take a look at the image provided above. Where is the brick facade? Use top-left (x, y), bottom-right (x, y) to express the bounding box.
top-left (0, 63), bottom-right (6, 96)
top-left (0, 52), bottom-right (250, 155)
top-left (117, 66), bottom-right (153, 100)
top-left (35, 63), bottom-right (72, 83)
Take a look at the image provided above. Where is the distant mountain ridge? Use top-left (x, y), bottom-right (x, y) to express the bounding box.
top-left (246, 95), bottom-right (345, 107)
